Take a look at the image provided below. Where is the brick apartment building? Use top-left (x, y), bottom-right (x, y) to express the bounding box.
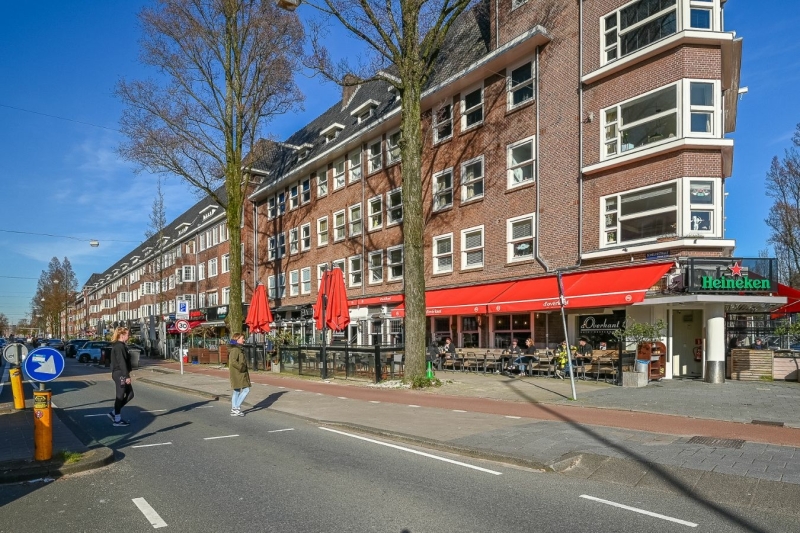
top-left (72, 0), bottom-right (787, 382)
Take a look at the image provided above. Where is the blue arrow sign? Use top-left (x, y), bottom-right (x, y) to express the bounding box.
top-left (23, 347), bottom-right (65, 383)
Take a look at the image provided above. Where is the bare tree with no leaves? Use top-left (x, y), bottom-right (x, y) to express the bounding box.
top-left (299, 0), bottom-right (480, 380)
top-left (766, 122), bottom-right (800, 286)
top-left (117, 0), bottom-right (305, 335)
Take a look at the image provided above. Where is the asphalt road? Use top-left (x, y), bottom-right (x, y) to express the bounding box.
top-left (1, 358), bottom-right (796, 532)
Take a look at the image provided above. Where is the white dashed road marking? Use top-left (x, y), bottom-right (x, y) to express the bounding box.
top-left (142, 409), bottom-right (167, 413)
top-left (204, 434), bottom-right (239, 440)
top-left (133, 497), bottom-right (168, 529)
top-left (132, 442), bottom-right (173, 449)
top-left (579, 495), bottom-right (698, 527)
top-left (369, 400), bottom-right (380, 404)
top-left (453, 409), bottom-right (467, 413)
top-left (268, 428), bottom-right (295, 433)
top-left (505, 415), bottom-right (521, 419)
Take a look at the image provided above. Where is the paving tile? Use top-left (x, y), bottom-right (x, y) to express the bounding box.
top-left (692, 472), bottom-right (757, 506)
top-left (746, 470), bottom-right (783, 481)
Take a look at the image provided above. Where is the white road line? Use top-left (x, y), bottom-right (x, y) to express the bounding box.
top-left (204, 434), bottom-right (239, 440)
top-left (505, 415), bottom-right (521, 419)
top-left (338, 396), bottom-right (348, 400)
top-left (278, 386), bottom-right (286, 389)
top-left (142, 409), bottom-right (167, 413)
top-left (369, 400), bottom-right (380, 404)
top-left (85, 413), bottom-right (109, 418)
top-left (579, 495), bottom-right (698, 528)
top-left (316, 393), bottom-right (323, 395)
top-left (195, 405), bottom-right (214, 408)
top-left (319, 427), bottom-right (502, 475)
top-left (408, 405), bottom-right (420, 408)
top-left (132, 497), bottom-right (168, 529)
top-left (268, 428), bottom-right (295, 433)
top-left (294, 389), bottom-right (303, 392)
top-left (453, 409), bottom-right (467, 413)
top-left (132, 442), bottom-right (173, 449)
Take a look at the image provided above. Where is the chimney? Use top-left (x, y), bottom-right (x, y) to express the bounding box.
top-left (342, 74), bottom-right (361, 108)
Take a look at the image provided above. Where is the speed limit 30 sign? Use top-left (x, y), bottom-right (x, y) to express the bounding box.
top-left (175, 320), bottom-right (190, 333)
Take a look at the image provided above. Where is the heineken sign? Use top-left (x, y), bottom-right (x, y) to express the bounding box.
top-left (687, 258), bottom-right (776, 294)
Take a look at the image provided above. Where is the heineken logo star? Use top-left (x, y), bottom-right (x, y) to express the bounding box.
top-left (729, 261), bottom-right (743, 277)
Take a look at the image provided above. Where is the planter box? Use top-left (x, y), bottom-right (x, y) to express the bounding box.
top-left (622, 371), bottom-right (648, 388)
top-left (271, 361), bottom-right (282, 373)
top-left (774, 355), bottom-right (800, 382)
top-left (730, 349), bottom-right (773, 381)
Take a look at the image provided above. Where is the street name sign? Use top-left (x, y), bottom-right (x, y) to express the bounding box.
top-left (23, 347), bottom-right (65, 383)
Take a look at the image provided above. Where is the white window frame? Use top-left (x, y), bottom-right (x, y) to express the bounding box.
top-left (348, 149), bottom-right (362, 183)
top-left (289, 270), bottom-right (299, 297)
top-left (181, 265), bottom-right (195, 282)
top-left (317, 217), bottom-right (328, 247)
top-left (289, 182), bottom-right (300, 209)
top-left (333, 158), bottom-right (346, 190)
top-left (507, 57), bottom-right (535, 110)
top-left (316, 169), bottom-right (328, 198)
top-left (268, 233), bottom-right (285, 260)
top-left (208, 257), bottom-right (218, 277)
top-left (684, 176), bottom-right (720, 236)
top-left (277, 273), bottom-right (286, 298)
top-left (368, 196), bottom-right (383, 231)
top-left (268, 276), bottom-right (276, 299)
top-left (349, 204), bottom-right (362, 236)
top-left (387, 129), bottom-right (401, 164)
top-left (433, 98), bottom-right (453, 144)
top-left (369, 251), bottom-right (383, 284)
top-left (433, 233), bottom-right (454, 274)
top-left (386, 246), bottom-right (404, 281)
top-left (198, 263), bottom-right (205, 281)
top-left (301, 267), bottom-right (311, 295)
top-left (267, 196), bottom-right (277, 219)
top-left (300, 223), bottom-right (311, 251)
top-left (289, 227), bottom-right (299, 254)
top-left (222, 287), bottom-right (230, 305)
top-left (506, 213), bottom-right (536, 263)
top-left (433, 168), bottom-right (454, 211)
top-left (507, 137), bottom-right (535, 188)
top-left (386, 188), bottom-right (403, 226)
top-left (222, 254), bottom-right (230, 273)
top-left (461, 156), bottom-right (484, 202)
top-left (461, 225), bottom-right (484, 270)
top-left (600, 180), bottom-right (680, 248)
top-left (333, 209), bottom-right (346, 242)
top-left (348, 255), bottom-right (363, 287)
top-left (461, 83), bottom-right (484, 131)
top-left (368, 138), bottom-right (382, 173)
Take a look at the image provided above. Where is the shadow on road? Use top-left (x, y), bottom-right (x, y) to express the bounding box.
top-left (244, 391), bottom-right (288, 414)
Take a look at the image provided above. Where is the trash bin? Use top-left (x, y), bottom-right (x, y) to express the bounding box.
top-left (101, 346), bottom-right (112, 368)
top-left (634, 359), bottom-right (649, 373)
top-left (128, 348), bottom-right (141, 369)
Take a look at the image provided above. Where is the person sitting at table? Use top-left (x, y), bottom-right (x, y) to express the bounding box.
top-left (426, 341), bottom-right (440, 371)
top-left (439, 337), bottom-right (457, 370)
top-left (555, 341), bottom-right (572, 379)
top-left (574, 337), bottom-right (592, 377)
top-left (499, 338), bottom-right (522, 375)
top-left (512, 338), bottom-right (539, 376)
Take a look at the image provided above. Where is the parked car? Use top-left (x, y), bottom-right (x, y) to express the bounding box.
top-left (76, 341), bottom-right (111, 363)
top-left (45, 338), bottom-right (65, 351)
top-left (65, 339), bottom-right (90, 358)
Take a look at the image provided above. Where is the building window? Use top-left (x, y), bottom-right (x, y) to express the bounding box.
top-left (602, 0), bottom-right (678, 64)
top-left (368, 196), bottom-right (383, 231)
top-left (507, 214), bottom-right (535, 262)
top-left (290, 270), bottom-right (299, 296)
top-left (689, 81), bottom-right (714, 134)
top-left (368, 138), bottom-right (382, 173)
top-left (387, 130), bottom-right (401, 164)
top-left (333, 210), bottom-right (346, 242)
top-left (461, 316), bottom-right (479, 348)
top-left (301, 267), bottom-right (311, 294)
top-left (222, 287), bottom-right (230, 305)
top-left (602, 181), bottom-right (678, 247)
top-left (267, 196), bottom-right (277, 219)
top-left (332, 259), bottom-right (345, 274)
top-left (433, 168), bottom-right (453, 211)
top-left (433, 99), bottom-right (453, 143)
top-left (687, 178), bottom-right (715, 233)
top-left (207, 290), bottom-right (218, 306)
top-left (508, 59), bottom-right (534, 109)
top-left (461, 156), bottom-right (484, 202)
top-left (199, 233), bottom-right (206, 250)
top-left (461, 84), bottom-right (483, 130)
top-left (507, 137), bottom-right (535, 187)
top-left (289, 228), bottom-right (299, 254)
top-left (387, 246), bottom-right (404, 281)
top-left (317, 169), bottom-right (328, 197)
top-left (317, 217), bottom-right (328, 247)
top-left (349, 255), bottom-right (362, 287)
top-left (433, 234), bottom-right (453, 274)
top-left (182, 265), bottom-right (195, 282)
top-left (493, 314), bottom-right (531, 349)
top-left (301, 177), bottom-right (311, 204)
top-left (461, 226), bottom-right (484, 269)
top-left (333, 158), bottom-right (345, 190)
top-left (222, 254), bottom-right (230, 273)
top-left (268, 233), bottom-right (285, 260)
top-left (387, 188), bottom-right (403, 225)
top-left (208, 258), bottom-right (218, 277)
top-left (348, 149), bottom-right (362, 182)
top-left (317, 264), bottom-right (326, 289)
top-left (300, 223), bottom-right (311, 251)
top-left (349, 204), bottom-right (362, 236)
top-left (369, 251), bottom-right (383, 284)
top-left (277, 192), bottom-right (286, 216)
top-left (289, 183), bottom-right (299, 209)
top-left (690, 1), bottom-right (713, 29)
top-left (198, 263), bottom-right (205, 281)
top-left (603, 84), bottom-right (678, 158)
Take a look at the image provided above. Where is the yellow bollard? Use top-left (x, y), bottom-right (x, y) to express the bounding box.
top-left (33, 390), bottom-right (53, 461)
top-left (10, 368), bottom-right (25, 410)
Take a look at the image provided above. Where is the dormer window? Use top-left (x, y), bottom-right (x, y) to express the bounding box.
top-left (350, 99), bottom-right (379, 123)
top-left (296, 143), bottom-right (313, 161)
top-left (320, 123), bottom-right (345, 144)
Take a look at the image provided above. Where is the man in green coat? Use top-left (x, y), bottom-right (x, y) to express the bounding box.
top-left (228, 333), bottom-right (250, 416)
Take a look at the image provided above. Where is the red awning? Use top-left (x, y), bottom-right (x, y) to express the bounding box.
top-left (348, 294), bottom-right (404, 307)
top-left (391, 280), bottom-right (517, 318)
top-left (490, 262), bottom-right (673, 312)
top-left (771, 283), bottom-right (800, 318)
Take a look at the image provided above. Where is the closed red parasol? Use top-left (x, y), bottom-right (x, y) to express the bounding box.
top-left (246, 283), bottom-right (273, 333)
top-left (313, 267), bottom-right (350, 331)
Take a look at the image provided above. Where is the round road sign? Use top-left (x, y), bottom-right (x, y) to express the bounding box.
top-left (175, 319), bottom-right (190, 333)
top-left (3, 343), bottom-right (28, 365)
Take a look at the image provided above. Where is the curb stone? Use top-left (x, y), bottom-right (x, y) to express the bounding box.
top-left (0, 446), bottom-right (116, 484)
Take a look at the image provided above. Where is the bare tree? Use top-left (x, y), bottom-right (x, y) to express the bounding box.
top-left (298, 0), bottom-right (481, 380)
top-left (32, 257), bottom-right (78, 338)
top-left (117, 0), bottom-right (305, 335)
top-left (144, 177), bottom-right (169, 350)
top-left (0, 313), bottom-right (9, 337)
top-left (766, 123), bottom-right (800, 286)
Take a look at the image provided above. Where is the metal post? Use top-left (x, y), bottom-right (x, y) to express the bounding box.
top-left (557, 272), bottom-right (578, 400)
top-left (33, 387), bottom-right (52, 461)
top-left (180, 331), bottom-right (184, 375)
top-left (374, 344), bottom-right (382, 383)
top-left (320, 266), bottom-right (329, 380)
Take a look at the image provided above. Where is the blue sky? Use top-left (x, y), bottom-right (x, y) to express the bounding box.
top-left (0, 0), bottom-right (797, 326)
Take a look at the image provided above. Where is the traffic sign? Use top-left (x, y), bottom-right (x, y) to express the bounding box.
top-left (3, 343), bottom-right (28, 365)
top-left (175, 319), bottom-right (190, 333)
top-left (176, 298), bottom-right (190, 319)
top-left (23, 347), bottom-right (65, 383)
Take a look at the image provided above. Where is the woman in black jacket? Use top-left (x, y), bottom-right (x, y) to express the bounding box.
top-left (109, 327), bottom-right (134, 427)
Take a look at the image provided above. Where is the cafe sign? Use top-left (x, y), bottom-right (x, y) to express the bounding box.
top-left (686, 257), bottom-right (776, 293)
top-left (579, 312), bottom-right (626, 335)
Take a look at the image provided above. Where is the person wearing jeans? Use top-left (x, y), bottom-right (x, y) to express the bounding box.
top-left (228, 334), bottom-right (250, 416)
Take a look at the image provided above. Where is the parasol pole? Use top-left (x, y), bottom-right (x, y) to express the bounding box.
top-left (320, 264), bottom-right (329, 380)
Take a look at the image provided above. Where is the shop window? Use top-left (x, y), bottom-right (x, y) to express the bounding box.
top-left (492, 314), bottom-right (531, 349)
top-left (433, 317), bottom-right (452, 344)
top-left (461, 316), bottom-right (479, 348)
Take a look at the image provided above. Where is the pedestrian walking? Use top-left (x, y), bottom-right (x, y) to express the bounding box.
top-left (228, 333), bottom-right (250, 416)
top-left (108, 326), bottom-right (134, 427)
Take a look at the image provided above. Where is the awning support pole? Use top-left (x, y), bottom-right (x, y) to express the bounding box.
top-left (557, 272), bottom-right (578, 400)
